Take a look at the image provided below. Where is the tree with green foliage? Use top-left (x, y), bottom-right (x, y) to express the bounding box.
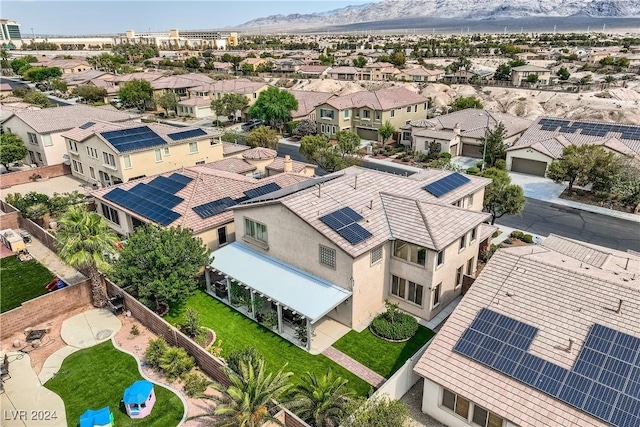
top-left (449, 96), bottom-right (483, 112)
top-left (318, 54), bottom-right (334, 66)
top-left (448, 56), bottom-right (472, 72)
top-left (377, 120), bottom-right (395, 143)
top-left (10, 55), bottom-right (37, 74)
top-left (22, 67), bottom-right (62, 82)
top-left (155, 90), bottom-right (179, 115)
top-left (87, 52), bottom-right (127, 73)
top-left (0, 133), bottom-right (28, 170)
top-left (23, 90), bottom-right (51, 108)
top-left (599, 56), bottom-right (615, 67)
top-left (341, 396), bottom-right (409, 427)
top-left (210, 92), bottom-right (249, 120)
top-left (117, 79), bottom-right (153, 111)
top-left (294, 119), bottom-right (317, 136)
top-left (226, 347), bottom-right (264, 376)
top-left (289, 371), bottom-right (356, 427)
top-left (191, 356), bottom-right (293, 427)
top-left (57, 205), bottom-right (119, 307)
top-left (527, 73), bottom-right (539, 84)
top-left (300, 134), bottom-right (360, 173)
top-left (483, 122), bottom-right (507, 168)
top-left (112, 43), bottom-right (158, 62)
top-left (615, 57), bottom-right (630, 68)
top-left (546, 145), bottom-right (592, 194)
top-left (494, 59), bottom-right (527, 81)
top-left (352, 56), bottom-right (367, 68)
top-left (110, 225), bottom-right (210, 312)
top-left (248, 87), bottom-right (298, 132)
top-left (245, 126), bottom-right (278, 149)
top-left (184, 56), bottom-right (201, 70)
top-left (49, 78), bottom-right (68, 93)
top-left (0, 49), bottom-right (9, 70)
top-left (557, 67), bottom-right (571, 81)
top-left (479, 168), bottom-right (526, 225)
top-left (72, 85), bottom-right (108, 103)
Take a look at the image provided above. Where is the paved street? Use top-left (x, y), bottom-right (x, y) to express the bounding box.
top-left (496, 198), bottom-right (640, 252)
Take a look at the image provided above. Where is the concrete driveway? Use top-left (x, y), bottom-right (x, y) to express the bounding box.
top-left (508, 172), bottom-right (567, 201)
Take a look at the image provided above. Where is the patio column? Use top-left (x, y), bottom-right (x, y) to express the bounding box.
top-left (205, 268), bottom-right (211, 292)
top-left (306, 317), bottom-right (311, 351)
top-left (226, 277), bottom-right (232, 305)
top-left (250, 290), bottom-right (256, 320)
top-left (277, 303), bottom-right (283, 334)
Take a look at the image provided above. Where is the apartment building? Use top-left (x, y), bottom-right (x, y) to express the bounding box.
top-left (0, 105), bottom-right (139, 167)
top-left (205, 166), bottom-right (494, 351)
top-left (415, 235), bottom-right (640, 427)
top-left (315, 87), bottom-right (429, 140)
top-left (91, 166), bottom-right (311, 249)
top-left (61, 121), bottom-right (225, 186)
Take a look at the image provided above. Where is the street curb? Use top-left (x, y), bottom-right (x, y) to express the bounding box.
top-left (529, 197), bottom-right (640, 223)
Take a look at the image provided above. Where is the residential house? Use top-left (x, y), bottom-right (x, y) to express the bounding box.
top-left (287, 90), bottom-right (334, 121)
top-left (511, 64), bottom-right (552, 86)
top-left (239, 57), bottom-right (266, 72)
top-left (443, 70), bottom-right (494, 84)
top-left (61, 121), bottom-right (225, 186)
top-left (414, 235), bottom-right (640, 427)
top-left (0, 98), bottom-right (40, 123)
top-left (1, 105), bottom-right (139, 167)
top-left (506, 117), bottom-right (640, 176)
top-left (275, 59), bottom-right (305, 73)
top-left (296, 65), bottom-right (330, 78)
top-left (397, 67), bottom-right (444, 83)
top-left (33, 57), bottom-right (92, 74)
top-left (584, 47), bottom-right (622, 64)
top-left (91, 166), bottom-right (312, 249)
top-left (405, 109), bottom-right (532, 158)
top-left (315, 87), bottom-right (429, 140)
top-left (211, 62), bottom-right (234, 74)
top-left (60, 69), bottom-right (115, 91)
top-left (205, 148), bottom-right (316, 178)
top-left (205, 166), bottom-right (494, 351)
top-left (179, 78), bottom-right (269, 119)
top-left (327, 66), bottom-right (360, 81)
top-left (361, 62), bottom-right (400, 81)
top-left (0, 77), bottom-right (28, 97)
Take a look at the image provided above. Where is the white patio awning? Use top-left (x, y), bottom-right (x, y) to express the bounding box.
top-left (210, 242), bottom-right (352, 324)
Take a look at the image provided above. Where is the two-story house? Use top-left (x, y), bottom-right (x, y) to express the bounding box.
top-left (511, 65), bottom-right (552, 86)
top-left (61, 121), bottom-right (226, 187)
top-left (179, 78), bottom-right (268, 120)
top-left (397, 67), bottom-right (444, 83)
top-left (0, 105), bottom-right (139, 167)
top-left (204, 166), bottom-right (494, 352)
top-left (315, 87), bottom-right (429, 141)
top-left (361, 62), bottom-right (400, 81)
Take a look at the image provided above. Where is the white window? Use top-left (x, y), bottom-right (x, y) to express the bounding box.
top-left (319, 245), bottom-right (336, 269)
top-left (68, 139), bottom-right (78, 152)
top-left (432, 283), bottom-right (441, 307)
top-left (424, 102), bottom-right (428, 110)
top-left (456, 266), bottom-right (464, 287)
top-left (471, 227), bottom-right (477, 242)
top-left (467, 193), bottom-right (474, 207)
top-left (370, 246), bottom-right (383, 265)
top-left (363, 109), bottom-right (370, 119)
top-left (163, 147), bottom-right (170, 155)
top-left (189, 142), bottom-right (198, 154)
top-left (102, 152), bottom-right (116, 167)
top-left (42, 135), bottom-right (53, 147)
top-left (123, 155), bottom-right (132, 169)
top-left (101, 204), bottom-right (120, 225)
top-left (459, 234), bottom-right (466, 250)
top-left (343, 109), bottom-right (350, 119)
top-left (375, 111), bottom-right (381, 121)
top-left (27, 132), bottom-right (38, 145)
top-left (154, 149), bottom-right (162, 162)
top-left (390, 110), bottom-right (395, 118)
top-left (441, 388), bottom-right (470, 420)
top-left (86, 146), bottom-right (98, 158)
top-left (72, 159), bottom-right (83, 174)
top-left (244, 217), bottom-right (267, 243)
top-left (467, 257), bottom-right (474, 275)
top-left (437, 250), bottom-right (445, 267)
top-left (406, 106), bottom-right (411, 113)
top-left (332, 125), bottom-right (336, 134)
top-left (393, 240), bottom-right (426, 266)
top-left (414, 105), bottom-right (418, 112)
top-left (391, 275), bottom-right (423, 306)
top-left (36, 152), bottom-right (43, 162)
top-left (472, 404), bottom-right (504, 427)
top-left (89, 167), bottom-right (96, 179)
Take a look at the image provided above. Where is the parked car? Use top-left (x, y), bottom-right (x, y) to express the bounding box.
top-left (241, 119), bottom-right (264, 132)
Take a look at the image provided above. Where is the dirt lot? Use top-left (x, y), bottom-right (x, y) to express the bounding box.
top-left (559, 188), bottom-right (635, 213)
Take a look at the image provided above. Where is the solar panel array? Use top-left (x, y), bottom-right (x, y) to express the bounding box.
top-left (103, 173), bottom-right (192, 226)
top-left (79, 121), bottom-right (95, 130)
top-left (319, 207), bottom-right (373, 245)
top-left (453, 308), bottom-right (640, 427)
top-left (101, 126), bottom-right (167, 153)
top-left (423, 172), bottom-right (470, 198)
top-left (167, 128), bottom-right (207, 141)
top-left (191, 182), bottom-right (283, 219)
top-left (538, 118), bottom-right (640, 141)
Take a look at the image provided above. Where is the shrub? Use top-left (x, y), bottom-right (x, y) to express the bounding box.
top-left (510, 230), bottom-right (525, 240)
top-left (180, 307), bottom-right (201, 338)
top-left (227, 346), bottom-right (263, 376)
top-left (439, 152), bottom-right (452, 160)
top-left (479, 244), bottom-right (499, 263)
top-left (159, 347), bottom-right (195, 381)
top-left (466, 166), bottom-right (480, 175)
top-left (475, 161), bottom-right (484, 169)
top-left (263, 310), bottom-right (278, 330)
top-left (370, 300), bottom-right (418, 341)
top-left (522, 234), bottom-right (534, 244)
top-left (492, 230), bottom-right (500, 238)
top-left (145, 337), bottom-right (168, 368)
top-left (183, 372), bottom-right (209, 398)
top-left (495, 159), bottom-right (507, 170)
top-left (130, 324), bottom-right (140, 336)
top-left (208, 339), bottom-right (223, 358)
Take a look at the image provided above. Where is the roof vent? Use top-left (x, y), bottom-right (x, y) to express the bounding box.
top-left (506, 291), bottom-right (515, 297)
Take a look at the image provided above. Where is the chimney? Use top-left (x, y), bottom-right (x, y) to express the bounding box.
top-left (283, 155), bottom-right (292, 173)
top-left (453, 123), bottom-right (461, 136)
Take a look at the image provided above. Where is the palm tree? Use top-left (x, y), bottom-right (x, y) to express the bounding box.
top-left (288, 371), bottom-right (355, 427)
top-left (57, 205), bottom-right (118, 307)
top-left (191, 356), bottom-right (293, 427)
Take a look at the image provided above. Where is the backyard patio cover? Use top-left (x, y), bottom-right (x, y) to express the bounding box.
top-left (210, 242), bottom-right (352, 324)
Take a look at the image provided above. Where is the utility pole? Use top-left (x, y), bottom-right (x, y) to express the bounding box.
top-left (31, 28), bottom-right (39, 56)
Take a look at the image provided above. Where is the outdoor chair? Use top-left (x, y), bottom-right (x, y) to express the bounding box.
top-left (107, 295), bottom-right (125, 315)
top-left (0, 354), bottom-right (10, 381)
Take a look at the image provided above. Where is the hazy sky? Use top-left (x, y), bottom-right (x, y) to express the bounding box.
top-left (3, 1), bottom-right (372, 35)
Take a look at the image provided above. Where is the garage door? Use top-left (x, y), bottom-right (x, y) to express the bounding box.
top-left (357, 127), bottom-right (379, 141)
top-left (462, 143), bottom-right (482, 158)
top-left (511, 157), bottom-right (548, 177)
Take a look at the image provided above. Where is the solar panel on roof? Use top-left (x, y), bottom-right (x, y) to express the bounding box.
top-left (243, 183), bottom-right (282, 199)
top-left (453, 311), bottom-right (640, 427)
top-left (129, 183), bottom-right (184, 209)
top-left (101, 126), bottom-right (167, 153)
top-left (79, 121), bottom-right (95, 129)
top-left (318, 207), bottom-right (372, 245)
top-left (167, 128), bottom-right (207, 141)
top-left (192, 197), bottom-right (237, 219)
top-left (167, 173), bottom-right (193, 185)
top-left (336, 223), bottom-right (373, 245)
top-left (104, 187), bottom-right (180, 226)
top-left (147, 176), bottom-right (188, 194)
top-left (423, 172), bottom-right (471, 198)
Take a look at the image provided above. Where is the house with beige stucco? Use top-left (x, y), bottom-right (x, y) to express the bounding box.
top-left (61, 121), bottom-right (227, 187)
top-left (510, 64), bottom-right (552, 86)
top-left (397, 67), bottom-right (444, 83)
top-left (0, 104), bottom-right (139, 167)
top-left (204, 166), bottom-right (495, 352)
top-left (314, 87), bottom-right (429, 141)
top-left (178, 78), bottom-right (269, 119)
top-left (90, 166), bottom-right (312, 250)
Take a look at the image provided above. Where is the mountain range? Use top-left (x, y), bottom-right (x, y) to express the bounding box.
top-left (239, 0), bottom-right (640, 29)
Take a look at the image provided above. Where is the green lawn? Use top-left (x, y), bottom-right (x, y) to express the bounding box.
top-left (45, 341), bottom-right (184, 427)
top-left (333, 326), bottom-right (435, 378)
top-left (0, 256), bottom-right (55, 313)
top-left (166, 290), bottom-right (372, 396)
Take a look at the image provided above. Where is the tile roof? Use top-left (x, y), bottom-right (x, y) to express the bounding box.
top-left (421, 108), bottom-right (532, 138)
top-left (298, 65), bottom-right (330, 74)
top-left (328, 66), bottom-right (360, 74)
top-left (92, 167), bottom-right (311, 234)
top-left (507, 117), bottom-right (640, 159)
top-left (223, 143), bottom-right (251, 156)
top-left (192, 78), bottom-right (266, 95)
top-left (414, 244), bottom-right (640, 427)
top-left (61, 69), bottom-right (113, 85)
top-left (242, 147), bottom-right (277, 160)
top-left (324, 87), bottom-right (428, 111)
top-left (201, 158), bottom-right (256, 174)
top-left (178, 97), bottom-right (212, 107)
top-left (287, 90), bottom-right (334, 119)
top-left (266, 157), bottom-right (316, 174)
top-left (236, 166), bottom-right (490, 258)
top-left (1, 105), bottom-right (139, 134)
top-left (512, 64), bottom-right (552, 72)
